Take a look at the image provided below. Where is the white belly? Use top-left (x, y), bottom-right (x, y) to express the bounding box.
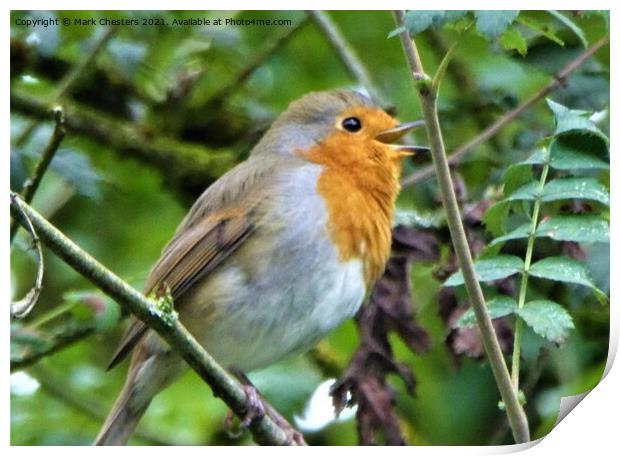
top-left (184, 257), bottom-right (365, 371)
top-left (178, 163), bottom-right (366, 371)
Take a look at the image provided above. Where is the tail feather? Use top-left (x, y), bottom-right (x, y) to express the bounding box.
top-left (94, 371), bottom-right (152, 445)
top-left (95, 343), bottom-right (185, 446)
top-left (93, 382), bottom-right (151, 445)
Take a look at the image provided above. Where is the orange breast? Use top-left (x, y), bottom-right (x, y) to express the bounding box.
top-left (302, 133), bottom-right (402, 288)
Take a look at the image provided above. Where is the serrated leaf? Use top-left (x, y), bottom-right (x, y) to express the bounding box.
top-left (457, 296), bottom-right (518, 327)
top-left (550, 134), bottom-right (609, 170)
top-left (403, 11), bottom-right (456, 35)
top-left (549, 140), bottom-right (609, 171)
top-left (483, 201), bottom-right (511, 236)
top-left (542, 177), bottom-right (610, 206)
top-left (505, 181), bottom-right (540, 202)
top-left (490, 223), bottom-right (531, 245)
top-left (444, 255), bottom-right (524, 286)
top-left (547, 99), bottom-right (609, 143)
top-left (522, 148), bottom-right (547, 165)
top-left (517, 300), bottom-right (574, 343)
top-left (492, 215), bottom-right (609, 246)
top-left (475, 11), bottom-right (519, 38)
top-left (517, 16), bottom-right (564, 46)
top-left (548, 10), bottom-right (588, 48)
top-left (529, 257), bottom-right (605, 298)
top-left (499, 27), bottom-right (527, 56)
top-left (537, 215), bottom-right (609, 243)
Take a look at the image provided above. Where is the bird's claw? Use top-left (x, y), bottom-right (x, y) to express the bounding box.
top-left (223, 384), bottom-right (265, 439)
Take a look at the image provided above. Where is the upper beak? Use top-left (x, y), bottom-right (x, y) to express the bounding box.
top-left (375, 120), bottom-right (430, 155)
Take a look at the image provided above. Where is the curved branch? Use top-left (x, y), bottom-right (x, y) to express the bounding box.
top-left (9, 192), bottom-right (303, 446)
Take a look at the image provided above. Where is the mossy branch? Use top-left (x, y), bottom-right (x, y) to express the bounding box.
top-left (11, 90), bottom-right (238, 197)
top-left (9, 192), bottom-right (303, 446)
top-left (393, 10), bottom-right (530, 444)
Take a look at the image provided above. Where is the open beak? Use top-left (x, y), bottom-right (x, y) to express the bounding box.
top-left (375, 120), bottom-right (430, 155)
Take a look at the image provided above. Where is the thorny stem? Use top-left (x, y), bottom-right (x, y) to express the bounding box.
top-left (512, 152), bottom-right (550, 390)
top-left (9, 193), bottom-right (304, 446)
top-left (401, 34), bottom-right (610, 187)
top-left (393, 10), bottom-right (530, 443)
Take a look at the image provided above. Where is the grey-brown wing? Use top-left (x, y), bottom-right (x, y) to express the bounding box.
top-left (107, 205), bottom-right (258, 369)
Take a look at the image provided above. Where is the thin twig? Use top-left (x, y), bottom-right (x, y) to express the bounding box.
top-left (10, 107), bottom-right (66, 243)
top-left (53, 27), bottom-right (118, 101)
top-left (307, 11), bottom-right (384, 105)
top-left (393, 10), bottom-right (530, 443)
top-left (27, 366), bottom-right (172, 445)
top-left (9, 193), bottom-right (304, 446)
top-left (11, 321), bottom-right (97, 371)
top-left (207, 17), bottom-right (309, 106)
top-left (12, 27), bottom-right (117, 154)
top-left (11, 90), bottom-right (237, 198)
top-left (401, 34), bottom-right (610, 187)
top-left (10, 195), bottom-right (44, 319)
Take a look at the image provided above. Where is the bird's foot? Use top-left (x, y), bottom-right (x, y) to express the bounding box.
top-left (226, 371), bottom-right (306, 445)
top-left (224, 383), bottom-right (265, 439)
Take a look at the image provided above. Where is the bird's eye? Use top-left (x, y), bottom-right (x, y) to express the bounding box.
top-left (342, 117), bottom-right (362, 133)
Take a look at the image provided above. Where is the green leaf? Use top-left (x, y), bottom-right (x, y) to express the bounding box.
top-left (517, 300), bottom-right (574, 343)
top-left (457, 296), bottom-right (518, 327)
top-left (475, 11), bottom-right (519, 38)
top-left (546, 99), bottom-right (609, 143)
top-left (549, 139), bottom-right (609, 171)
top-left (504, 163), bottom-right (533, 196)
top-left (542, 177), bottom-right (610, 206)
top-left (550, 134), bottom-right (609, 170)
top-left (505, 181), bottom-right (540, 202)
top-left (522, 148), bottom-right (547, 165)
top-left (394, 208), bottom-right (445, 228)
top-left (492, 215), bottom-right (609, 246)
top-left (499, 27), bottom-right (527, 56)
top-left (548, 10), bottom-right (588, 48)
top-left (490, 223), bottom-right (531, 245)
top-left (403, 11), bottom-right (467, 35)
top-left (444, 255), bottom-right (524, 286)
top-left (517, 16), bottom-right (564, 46)
top-left (529, 256), bottom-right (606, 299)
top-left (483, 201), bottom-right (511, 236)
top-left (537, 215), bottom-right (609, 243)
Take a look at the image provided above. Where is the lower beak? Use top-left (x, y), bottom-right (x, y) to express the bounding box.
top-left (375, 120), bottom-right (430, 155)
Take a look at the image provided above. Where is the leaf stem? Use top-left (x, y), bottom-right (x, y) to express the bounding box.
top-left (511, 150), bottom-right (550, 390)
top-left (393, 10), bottom-right (530, 443)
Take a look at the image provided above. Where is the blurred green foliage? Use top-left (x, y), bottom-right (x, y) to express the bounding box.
top-left (10, 10), bottom-right (609, 445)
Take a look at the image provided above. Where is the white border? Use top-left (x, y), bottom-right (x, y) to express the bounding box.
top-left (3, 2), bottom-right (617, 453)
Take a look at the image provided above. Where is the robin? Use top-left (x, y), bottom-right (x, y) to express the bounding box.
top-left (94, 89), bottom-right (427, 445)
